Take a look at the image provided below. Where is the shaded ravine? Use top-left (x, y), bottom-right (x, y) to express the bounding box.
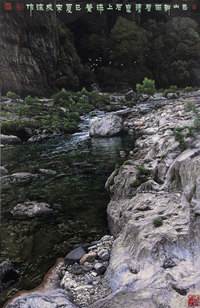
top-left (0, 109), bottom-right (134, 306)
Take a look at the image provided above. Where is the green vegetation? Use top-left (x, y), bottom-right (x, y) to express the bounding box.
top-left (137, 165), bottom-right (151, 176)
top-left (25, 95), bottom-right (39, 105)
top-left (52, 88), bottom-right (109, 115)
top-left (173, 101), bottom-right (200, 151)
top-left (153, 218), bottom-right (163, 228)
top-left (107, 163), bottom-right (122, 186)
top-left (73, 16), bottom-right (200, 91)
top-left (174, 129), bottom-right (187, 151)
top-left (6, 91), bottom-right (19, 99)
top-left (130, 179), bottom-right (142, 187)
top-left (136, 77), bottom-right (156, 96)
top-left (170, 170), bottom-right (181, 185)
top-left (184, 101), bottom-right (197, 113)
top-left (1, 89), bottom-right (110, 137)
top-left (161, 153), bottom-right (166, 159)
top-left (144, 158), bottom-right (151, 163)
top-left (1, 119), bottom-right (39, 135)
top-left (130, 165), bottom-right (151, 189)
top-left (123, 160), bottom-right (132, 166)
top-left (163, 85), bottom-right (178, 97)
top-left (184, 86), bottom-right (194, 92)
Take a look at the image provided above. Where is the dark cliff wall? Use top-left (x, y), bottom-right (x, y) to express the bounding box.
top-left (0, 12), bottom-right (59, 96)
top-left (0, 7), bottom-right (199, 95)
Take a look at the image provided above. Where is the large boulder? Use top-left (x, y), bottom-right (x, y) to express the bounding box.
top-left (0, 261), bottom-right (19, 287)
top-left (103, 96), bottom-right (200, 308)
top-left (4, 289), bottom-right (77, 308)
top-left (1, 134), bottom-right (21, 145)
top-left (11, 201), bottom-right (61, 217)
top-left (10, 172), bottom-right (37, 184)
top-left (65, 247), bottom-right (86, 264)
top-left (90, 114), bottom-right (123, 137)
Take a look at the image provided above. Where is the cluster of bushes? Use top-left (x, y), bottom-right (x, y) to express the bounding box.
top-left (1, 88), bottom-right (110, 136)
top-left (136, 78), bottom-right (156, 96)
top-left (71, 16), bottom-right (200, 91)
top-left (172, 101), bottom-right (200, 151)
top-left (52, 87), bottom-right (109, 114)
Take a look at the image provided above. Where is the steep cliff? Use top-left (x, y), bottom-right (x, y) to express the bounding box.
top-left (0, 12), bottom-right (59, 96)
top-left (96, 91), bottom-right (200, 308)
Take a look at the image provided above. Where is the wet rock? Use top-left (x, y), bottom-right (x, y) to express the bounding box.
top-left (27, 133), bottom-right (60, 143)
top-left (5, 289), bottom-right (77, 308)
top-left (10, 172), bottom-right (37, 184)
top-left (90, 114), bottom-right (123, 137)
top-left (0, 166), bottom-right (8, 175)
top-left (139, 94), bottom-right (149, 102)
top-left (0, 261), bottom-right (19, 287)
top-left (82, 262), bottom-right (94, 272)
top-left (162, 259), bottom-right (176, 269)
top-left (1, 134), bottom-right (21, 145)
top-left (133, 121), bottom-right (144, 127)
top-left (80, 252), bottom-right (97, 265)
top-left (84, 274), bottom-right (94, 284)
top-left (119, 151), bottom-right (126, 158)
top-left (27, 134), bottom-right (50, 143)
top-left (11, 201), bottom-right (60, 217)
top-left (65, 247), bottom-right (86, 264)
top-left (167, 92), bottom-right (179, 99)
top-left (97, 249), bottom-right (110, 261)
top-left (67, 264), bottom-right (86, 275)
top-left (125, 90), bottom-right (138, 101)
top-left (38, 168), bottom-right (57, 175)
top-left (100, 235), bottom-right (114, 242)
top-left (94, 263), bottom-right (107, 275)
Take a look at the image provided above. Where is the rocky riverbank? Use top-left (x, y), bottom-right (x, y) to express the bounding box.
top-left (2, 90), bottom-right (200, 308)
top-left (100, 90), bottom-right (200, 308)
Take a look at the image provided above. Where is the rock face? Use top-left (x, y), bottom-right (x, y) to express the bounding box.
top-left (90, 114), bottom-right (123, 137)
top-left (60, 235), bottom-right (114, 307)
top-left (10, 172), bottom-right (37, 184)
top-left (100, 91), bottom-right (200, 308)
top-left (1, 134), bottom-right (21, 145)
top-left (0, 261), bottom-right (19, 288)
top-left (11, 201), bottom-right (61, 217)
top-left (0, 13), bottom-right (58, 96)
top-left (65, 247), bottom-right (86, 264)
top-left (0, 166), bottom-right (8, 175)
top-left (5, 289), bottom-right (77, 308)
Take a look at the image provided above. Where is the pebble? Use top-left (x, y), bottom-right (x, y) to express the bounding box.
top-left (97, 249), bottom-right (110, 261)
top-left (80, 252), bottom-right (97, 265)
top-left (94, 263), bottom-right (107, 275)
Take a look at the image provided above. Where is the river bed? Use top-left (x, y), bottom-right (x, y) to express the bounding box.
top-left (1, 111), bottom-right (134, 306)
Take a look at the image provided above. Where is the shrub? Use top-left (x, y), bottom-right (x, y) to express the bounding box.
top-left (130, 179), bottom-right (141, 187)
top-left (161, 153), bottom-right (166, 159)
top-left (52, 88), bottom-right (70, 104)
top-left (184, 101), bottom-right (196, 113)
top-left (107, 164), bottom-right (122, 186)
top-left (184, 86), bottom-right (193, 92)
top-left (170, 170), bottom-right (181, 184)
top-left (136, 77), bottom-right (156, 96)
top-left (137, 165), bottom-right (151, 175)
top-left (163, 85), bottom-right (178, 97)
top-left (186, 126), bottom-right (196, 137)
top-left (6, 91), bottom-right (19, 99)
top-left (25, 95), bottom-right (38, 105)
top-left (153, 218), bottom-right (163, 228)
top-left (174, 129), bottom-right (187, 151)
top-left (144, 158), bottom-right (151, 163)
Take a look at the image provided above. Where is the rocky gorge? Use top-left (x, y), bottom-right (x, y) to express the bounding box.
top-left (1, 90), bottom-right (200, 308)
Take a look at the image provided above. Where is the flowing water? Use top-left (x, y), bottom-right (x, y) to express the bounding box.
top-left (0, 110), bottom-right (134, 306)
